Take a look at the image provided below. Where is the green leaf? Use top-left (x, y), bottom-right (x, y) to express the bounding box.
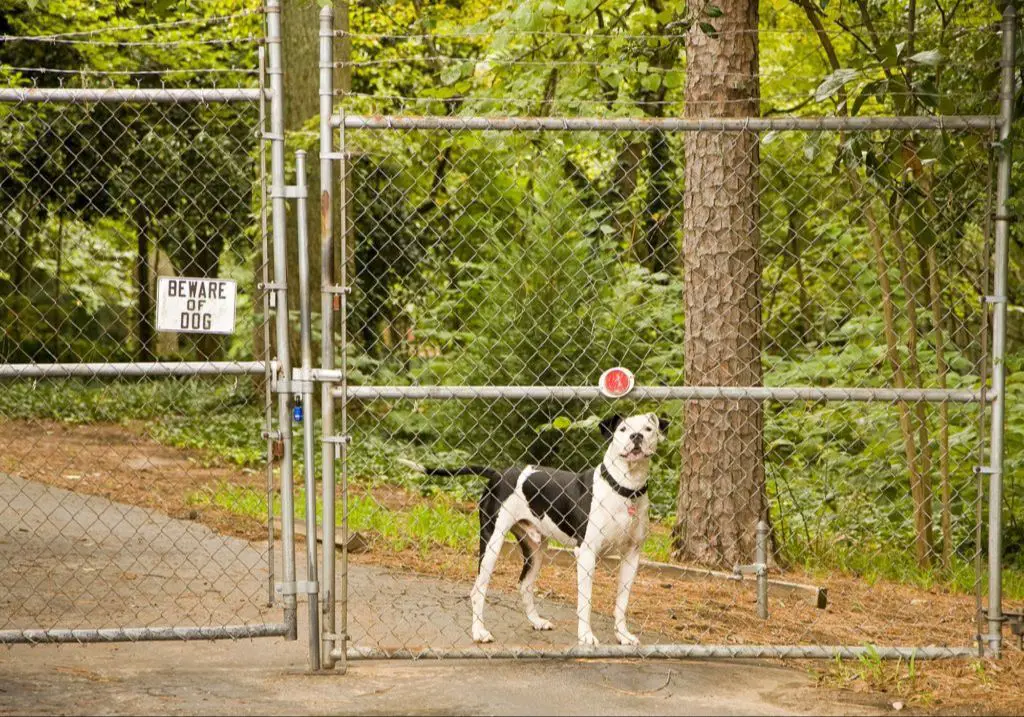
top-left (552, 416), bottom-right (572, 430)
top-left (565, 0), bottom-right (589, 17)
top-left (814, 68), bottom-right (859, 103)
top-left (664, 70), bottom-right (683, 89)
top-left (908, 50), bottom-right (943, 66)
top-left (641, 73), bottom-right (662, 92)
top-left (704, 4), bottom-right (724, 17)
top-left (852, 78), bottom-right (887, 116)
top-left (699, 22), bottom-right (718, 38)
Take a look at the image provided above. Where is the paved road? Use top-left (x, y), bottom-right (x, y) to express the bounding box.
top-left (0, 473), bottom-right (884, 715)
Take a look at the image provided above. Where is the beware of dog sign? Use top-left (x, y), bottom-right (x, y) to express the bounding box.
top-left (599, 367), bottom-right (635, 398)
top-left (156, 277), bottom-right (237, 335)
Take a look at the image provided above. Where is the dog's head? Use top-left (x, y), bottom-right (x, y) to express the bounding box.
top-left (599, 413), bottom-right (669, 463)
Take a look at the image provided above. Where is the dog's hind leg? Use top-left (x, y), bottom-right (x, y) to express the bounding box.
top-left (471, 507), bottom-right (513, 644)
top-left (511, 524), bottom-right (552, 631)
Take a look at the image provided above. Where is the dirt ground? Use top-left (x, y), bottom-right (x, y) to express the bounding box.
top-left (1, 418), bottom-right (1022, 714)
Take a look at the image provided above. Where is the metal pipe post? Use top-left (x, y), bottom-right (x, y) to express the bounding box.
top-left (0, 87), bottom-right (267, 103)
top-left (335, 644), bottom-right (975, 661)
top-left (987, 3), bottom-right (1017, 659)
top-left (756, 521), bottom-right (769, 620)
top-left (258, 43), bottom-right (276, 609)
top-left (295, 151), bottom-right (322, 671)
top-left (337, 114), bottom-right (352, 677)
top-left (318, 5), bottom-right (341, 672)
top-left (265, 0), bottom-right (298, 642)
top-left (334, 114), bottom-right (998, 133)
top-left (325, 383), bottom-right (984, 404)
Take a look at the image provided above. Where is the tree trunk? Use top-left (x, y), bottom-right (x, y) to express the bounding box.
top-left (135, 205), bottom-right (155, 361)
top-left (193, 230), bottom-right (224, 361)
top-left (891, 191), bottom-right (934, 565)
top-left (281, 0), bottom-right (349, 359)
top-left (927, 247), bottom-right (952, 570)
top-left (863, 188), bottom-right (931, 568)
top-left (673, 0), bottom-right (765, 568)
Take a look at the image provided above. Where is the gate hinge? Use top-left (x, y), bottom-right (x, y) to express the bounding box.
top-left (261, 430), bottom-right (282, 441)
top-left (271, 185), bottom-right (308, 200)
top-left (323, 435), bottom-right (352, 445)
top-left (276, 580), bottom-right (319, 596)
top-left (323, 285), bottom-right (352, 295)
top-left (984, 295), bottom-right (1008, 305)
top-left (974, 466), bottom-right (998, 475)
top-left (272, 377), bottom-right (315, 395)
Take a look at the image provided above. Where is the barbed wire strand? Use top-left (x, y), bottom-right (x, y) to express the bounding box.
top-left (0, 36), bottom-right (262, 47)
top-left (2, 66), bottom-right (259, 76)
top-left (0, 10), bottom-right (262, 43)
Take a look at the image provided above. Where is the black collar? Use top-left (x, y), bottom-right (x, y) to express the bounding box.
top-left (598, 462), bottom-right (648, 500)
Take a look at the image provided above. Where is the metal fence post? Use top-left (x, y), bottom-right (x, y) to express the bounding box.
top-left (756, 521), bottom-right (769, 620)
top-left (319, 4), bottom-right (340, 673)
top-left (325, 116), bottom-right (352, 670)
top-left (257, 43), bottom-right (276, 609)
top-left (295, 150), bottom-right (322, 671)
top-left (987, 2), bottom-right (1017, 660)
top-left (265, 0), bottom-right (298, 643)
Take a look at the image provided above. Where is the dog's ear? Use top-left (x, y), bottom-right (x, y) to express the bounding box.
top-left (599, 415), bottom-right (623, 440)
top-left (658, 416), bottom-right (670, 434)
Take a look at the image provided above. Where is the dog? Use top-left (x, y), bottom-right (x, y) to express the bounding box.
top-left (400, 412), bottom-right (667, 646)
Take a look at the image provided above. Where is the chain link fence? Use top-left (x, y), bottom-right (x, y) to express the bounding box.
top-left (314, 6), bottom-right (1019, 666)
top-left (0, 0), bottom-right (1017, 671)
top-left (0, 8), bottom-right (294, 643)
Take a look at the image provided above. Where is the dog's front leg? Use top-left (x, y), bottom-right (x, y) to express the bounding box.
top-left (614, 545), bottom-right (642, 646)
top-left (576, 543), bottom-right (599, 646)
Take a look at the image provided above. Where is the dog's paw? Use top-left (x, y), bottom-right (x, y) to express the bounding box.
top-left (472, 626), bottom-right (494, 643)
top-left (616, 630), bottom-right (640, 646)
top-left (577, 631), bottom-right (600, 647)
top-left (530, 618), bottom-right (553, 631)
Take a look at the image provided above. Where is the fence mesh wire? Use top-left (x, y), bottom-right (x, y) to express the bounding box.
top-left (332, 120), bottom-right (994, 655)
top-left (0, 94), bottom-right (279, 636)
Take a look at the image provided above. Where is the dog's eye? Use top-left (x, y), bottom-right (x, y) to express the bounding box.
top-left (644, 427), bottom-right (652, 432)
top-left (619, 426), bottom-right (627, 432)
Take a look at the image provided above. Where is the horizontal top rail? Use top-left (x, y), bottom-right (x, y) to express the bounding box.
top-left (324, 382), bottom-right (986, 404)
top-left (331, 114), bottom-right (1000, 132)
top-left (0, 87), bottom-right (267, 103)
top-left (0, 361), bottom-right (271, 379)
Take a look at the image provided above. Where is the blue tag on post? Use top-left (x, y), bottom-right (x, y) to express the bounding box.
top-left (293, 405), bottom-right (303, 423)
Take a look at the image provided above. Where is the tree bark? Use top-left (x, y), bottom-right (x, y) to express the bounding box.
top-left (863, 189), bottom-right (931, 567)
top-left (927, 247), bottom-right (952, 570)
top-left (134, 205), bottom-right (154, 361)
top-left (673, 0), bottom-right (765, 568)
top-left (281, 0), bottom-right (349, 358)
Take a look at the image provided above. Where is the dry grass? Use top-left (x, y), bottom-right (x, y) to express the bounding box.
top-left (2, 417), bottom-right (1022, 714)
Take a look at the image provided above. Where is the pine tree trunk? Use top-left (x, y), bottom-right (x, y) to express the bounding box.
top-left (134, 205), bottom-right (154, 361)
top-left (281, 0), bottom-right (349, 357)
top-left (673, 0), bottom-right (765, 568)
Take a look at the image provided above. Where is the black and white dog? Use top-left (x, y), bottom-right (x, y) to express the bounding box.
top-left (401, 413), bottom-right (666, 646)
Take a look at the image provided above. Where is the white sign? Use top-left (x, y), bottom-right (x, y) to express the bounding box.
top-left (156, 277), bottom-right (237, 335)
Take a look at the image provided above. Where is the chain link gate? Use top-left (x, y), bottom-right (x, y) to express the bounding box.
top-left (301, 4), bottom-right (1019, 671)
top-left (0, 5), bottom-right (311, 651)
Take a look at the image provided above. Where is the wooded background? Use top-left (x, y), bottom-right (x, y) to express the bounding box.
top-left (1, 0), bottom-right (1022, 580)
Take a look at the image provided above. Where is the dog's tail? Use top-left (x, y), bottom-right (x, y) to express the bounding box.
top-left (397, 458), bottom-right (502, 484)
